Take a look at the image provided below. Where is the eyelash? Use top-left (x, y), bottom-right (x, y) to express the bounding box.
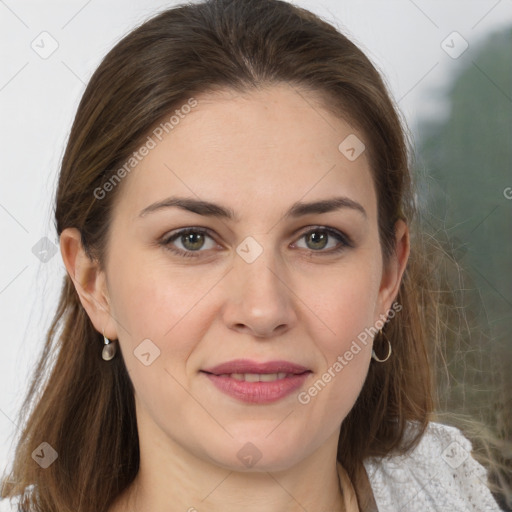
top-left (160, 226), bottom-right (353, 259)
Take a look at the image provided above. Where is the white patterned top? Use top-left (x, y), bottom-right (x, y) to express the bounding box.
top-left (362, 421), bottom-right (504, 511)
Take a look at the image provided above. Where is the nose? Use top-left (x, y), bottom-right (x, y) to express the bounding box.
top-left (221, 241), bottom-right (298, 339)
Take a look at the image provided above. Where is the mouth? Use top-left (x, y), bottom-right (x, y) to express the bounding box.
top-left (201, 358), bottom-right (311, 376)
top-left (200, 359), bottom-right (312, 404)
top-left (201, 371), bottom-right (306, 382)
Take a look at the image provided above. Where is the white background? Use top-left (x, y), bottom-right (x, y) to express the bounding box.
top-left (1, 0), bottom-right (511, 485)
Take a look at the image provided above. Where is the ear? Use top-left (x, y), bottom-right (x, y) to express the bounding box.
top-left (376, 219), bottom-right (409, 319)
top-left (59, 227), bottom-right (118, 340)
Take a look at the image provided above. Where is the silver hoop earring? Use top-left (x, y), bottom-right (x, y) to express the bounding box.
top-left (371, 330), bottom-right (392, 362)
top-left (102, 334), bottom-right (117, 361)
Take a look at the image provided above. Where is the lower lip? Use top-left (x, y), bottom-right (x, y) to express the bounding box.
top-left (202, 372), bottom-right (311, 404)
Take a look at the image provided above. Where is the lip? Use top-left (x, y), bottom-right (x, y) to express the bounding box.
top-left (202, 359), bottom-right (310, 375)
top-left (200, 359), bottom-right (312, 404)
top-left (202, 372), bottom-right (310, 404)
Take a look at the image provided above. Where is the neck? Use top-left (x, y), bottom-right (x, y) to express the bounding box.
top-left (109, 420), bottom-right (346, 512)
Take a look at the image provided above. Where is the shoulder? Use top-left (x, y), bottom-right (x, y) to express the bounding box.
top-left (363, 421), bottom-right (504, 512)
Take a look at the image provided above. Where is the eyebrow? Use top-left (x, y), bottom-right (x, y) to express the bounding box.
top-left (138, 195), bottom-right (367, 221)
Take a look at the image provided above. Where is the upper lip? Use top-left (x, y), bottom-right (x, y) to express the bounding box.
top-left (201, 359), bottom-right (311, 375)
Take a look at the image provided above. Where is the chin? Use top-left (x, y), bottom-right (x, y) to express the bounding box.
top-left (203, 436), bottom-right (307, 473)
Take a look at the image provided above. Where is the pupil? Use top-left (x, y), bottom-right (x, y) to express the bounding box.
top-left (308, 231), bottom-right (327, 250)
top-left (183, 232), bottom-right (204, 250)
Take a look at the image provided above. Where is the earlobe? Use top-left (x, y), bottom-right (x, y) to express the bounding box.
top-left (378, 220), bottom-right (410, 315)
top-left (59, 227), bottom-right (117, 339)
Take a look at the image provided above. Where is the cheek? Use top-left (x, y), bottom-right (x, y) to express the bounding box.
top-left (324, 287), bottom-right (376, 371)
top-left (106, 256), bottom-right (210, 416)
top-left (106, 248), bottom-right (214, 370)
top-left (295, 254), bottom-right (379, 415)
top-left (305, 253), bottom-right (382, 351)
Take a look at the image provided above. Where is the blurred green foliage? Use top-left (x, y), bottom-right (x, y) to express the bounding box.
top-left (415, 27), bottom-right (512, 508)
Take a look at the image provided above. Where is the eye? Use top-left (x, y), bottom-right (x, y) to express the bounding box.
top-left (294, 226), bottom-right (352, 254)
top-left (160, 226), bottom-right (352, 259)
top-left (161, 228), bottom-right (217, 258)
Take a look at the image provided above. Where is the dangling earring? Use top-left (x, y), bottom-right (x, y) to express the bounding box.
top-left (102, 330), bottom-right (117, 361)
top-left (371, 329), bottom-right (392, 362)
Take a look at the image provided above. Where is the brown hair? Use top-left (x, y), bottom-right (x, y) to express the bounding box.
top-left (0, 0), bottom-right (507, 510)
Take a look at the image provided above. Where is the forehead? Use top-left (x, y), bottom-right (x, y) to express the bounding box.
top-left (113, 84), bottom-right (376, 223)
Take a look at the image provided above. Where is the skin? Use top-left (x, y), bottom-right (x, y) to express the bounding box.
top-left (61, 84), bottom-right (409, 512)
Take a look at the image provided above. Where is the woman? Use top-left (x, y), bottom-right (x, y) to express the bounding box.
top-left (0, 0), bottom-right (507, 510)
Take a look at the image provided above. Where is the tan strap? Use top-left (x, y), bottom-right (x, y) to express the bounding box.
top-left (337, 462), bottom-right (361, 512)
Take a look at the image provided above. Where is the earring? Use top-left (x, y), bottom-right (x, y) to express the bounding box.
top-left (102, 333), bottom-right (117, 361)
top-left (371, 329), bottom-right (392, 362)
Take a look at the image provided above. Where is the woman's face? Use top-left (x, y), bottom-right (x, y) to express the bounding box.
top-left (96, 84), bottom-right (407, 471)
